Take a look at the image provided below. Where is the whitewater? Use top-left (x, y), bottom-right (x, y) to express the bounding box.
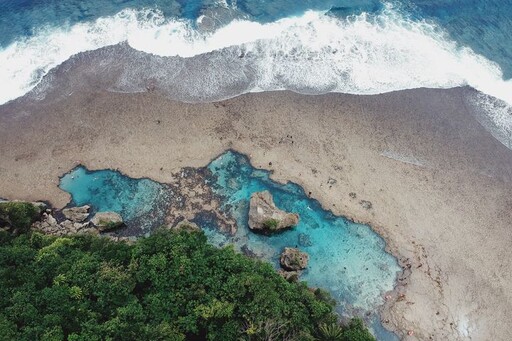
top-left (1, 4), bottom-right (511, 131)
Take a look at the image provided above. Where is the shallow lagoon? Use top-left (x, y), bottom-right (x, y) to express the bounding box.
top-left (59, 151), bottom-right (400, 340)
top-left (59, 166), bottom-right (170, 234)
top-left (204, 151), bottom-right (400, 339)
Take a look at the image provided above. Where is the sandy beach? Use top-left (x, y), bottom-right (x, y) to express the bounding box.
top-left (1, 85), bottom-right (511, 340)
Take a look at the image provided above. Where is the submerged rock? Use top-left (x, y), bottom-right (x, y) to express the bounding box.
top-left (298, 233), bottom-right (313, 247)
top-left (171, 219), bottom-right (201, 233)
top-left (91, 212), bottom-right (124, 232)
top-left (241, 244), bottom-right (257, 258)
top-left (62, 205), bottom-right (90, 222)
top-left (280, 247), bottom-right (309, 271)
top-left (248, 191), bottom-right (299, 233)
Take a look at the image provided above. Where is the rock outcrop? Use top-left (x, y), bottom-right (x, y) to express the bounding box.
top-left (33, 211), bottom-right (97, 236)
top-left (280, 247), bottom-right (309, 271)
top-left (91, 212), bottom-right (124, 232)
top-left (62, 205), bottom-right (90, 222)
top-left (248, 191), bottom-right (299, 233)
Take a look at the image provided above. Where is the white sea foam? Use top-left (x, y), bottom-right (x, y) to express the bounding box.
top-left (0, 4), bottom-right (511, 110)
top-left (466, 92), bottom-right (512, 149)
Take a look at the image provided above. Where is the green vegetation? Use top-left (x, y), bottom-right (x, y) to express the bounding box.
top-left (317, 319), bottom-right (374, 341)
top-left (0, 227), bottom-right (375, 341)
top-left (0, 201), bottom-right (40, 232)
top-left (262, 218), bottom-right (280, 230)
top-left (318, 323), bottom-right (344, 340)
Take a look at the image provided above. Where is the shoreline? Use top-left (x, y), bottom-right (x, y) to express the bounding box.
top-left (2, 87), bottom-right (512, 340)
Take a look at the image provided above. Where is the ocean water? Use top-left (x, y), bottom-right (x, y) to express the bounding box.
top-left (1, 0), bottom-right (511, 145)
top-left (59, 166), bottom-right (171, 234)
top-left (0, 0), bottom-right (512, 106)
top-left (58, 152), bottom-right (401, 340)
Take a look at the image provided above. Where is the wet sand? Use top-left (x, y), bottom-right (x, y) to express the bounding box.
top-left (1, 86), bottom-right (511, 340)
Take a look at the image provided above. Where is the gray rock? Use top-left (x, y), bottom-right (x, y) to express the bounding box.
top-left (60, 220), bottom-right (75, 232)
top-left (280, 247), bottom-right (309, 271)
top-left (91, 212), bottom-right (124, 232)
top-left (248, 191), bottom-right (299, 233)
top-left (62, 205), bottom-right (90, 222)
top-left (31, 202), bottom-right (48, 212)
top-left (73, 221), bottom-right (90, 231)
top-left (45, 213), bottom-right (58, 227)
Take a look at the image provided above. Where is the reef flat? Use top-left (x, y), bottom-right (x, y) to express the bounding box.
top-left (1, 88), bottom-right (512, 340)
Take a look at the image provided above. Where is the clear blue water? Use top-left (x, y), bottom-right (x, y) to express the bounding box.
top-left (59, 152), bottom-right (401, 340)
top-left (59, 166), bottom-right (170, 234)
top-left (204, 151), bottom-right (400, 340)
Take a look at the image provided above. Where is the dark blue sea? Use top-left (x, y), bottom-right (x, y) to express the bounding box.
top-left (1, 0), bottom-right (511, 118)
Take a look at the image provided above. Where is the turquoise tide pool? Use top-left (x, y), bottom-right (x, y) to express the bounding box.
top-left (59, 166), bottom-right (170, 234)
top-left (204, 151), bottom-right (400, 340)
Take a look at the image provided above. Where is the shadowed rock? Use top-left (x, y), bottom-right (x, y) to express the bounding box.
top-left (91, 212), bottom-right (124, 232)
top-left (280, 247), bottom-right (309, 271)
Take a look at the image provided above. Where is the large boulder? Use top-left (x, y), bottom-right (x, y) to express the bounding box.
top-left (62, 205), bottom-right (90, 222)
top-left (248, 191), bottom-right (299, 233)
top-left (280, 247), bottom-right (309, 271)
top-left (91, 212), bottom-right (124, 232)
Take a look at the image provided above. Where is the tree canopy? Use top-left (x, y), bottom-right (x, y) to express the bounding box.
top-left (0, 227), bottom-right (375, 341)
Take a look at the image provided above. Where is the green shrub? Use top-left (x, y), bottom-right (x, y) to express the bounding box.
top-left (0, 202), bottom-right (40, 232)
top-left (318, 322), bottom-right (344, 341)
top-left (262, 218), bottom-right (279, 230)
top-left (341, 318), bottom-right (376, 341)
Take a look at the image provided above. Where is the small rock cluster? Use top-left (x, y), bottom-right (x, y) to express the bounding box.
top-left (246, 191), bottom-right (309, 282)
top-left (279, 247), bottom-right (309, 282)
top-left (33, 205), bottom-right (124, 236)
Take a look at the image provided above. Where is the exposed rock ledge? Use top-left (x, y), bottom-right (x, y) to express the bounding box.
top-left (32, 204), bottom-right (124, 235)
top-left (90, 212), bottom-right (124, 232)
top-left (248, 191), bottom-right (299, 233)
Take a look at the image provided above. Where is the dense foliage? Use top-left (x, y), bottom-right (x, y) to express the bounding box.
top-left (0, 227), bottom-right (375, 341)
top-left (0, 201), bottom-right (41, 232)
